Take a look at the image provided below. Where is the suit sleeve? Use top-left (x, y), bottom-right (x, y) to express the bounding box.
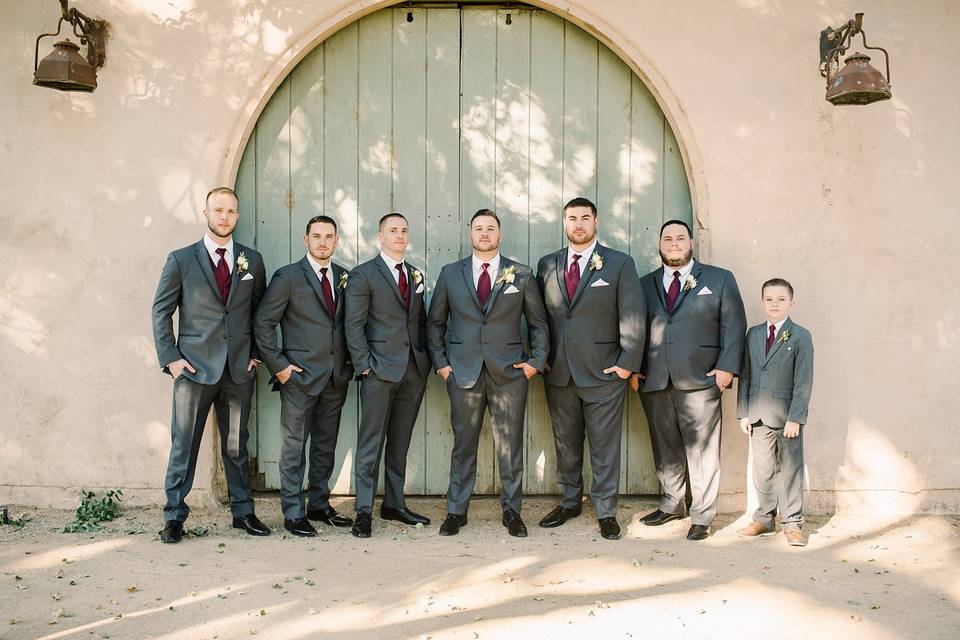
top-left (254, 269), bottom-right (291, 376)
top-left (248, 257), bottom-right (267, 361)
top-left (151, 252), bottom-right (183, 373)
top-left (426, 270), bottom-right (450, 370)
top-left (614, 256), bottom-right (645, 372)
top-left (522, 271), bottom-right (549, 372)
top-left (344, 266), bottom-right (372, 373)
top-left (736, 332), bottom-right (752, 419)
top-left (787, 332), bottom-right (814, 424)
top-left (716, 271), bottom-right (747, 375)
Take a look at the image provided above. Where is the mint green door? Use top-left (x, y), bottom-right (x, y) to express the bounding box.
top-left (234, 6), bottom-right (692, 495)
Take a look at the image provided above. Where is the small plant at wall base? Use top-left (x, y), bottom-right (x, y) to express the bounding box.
top-left (63, 490), bottom-right (123, 533)
top-left (1, 506), bottom-right (30, 528)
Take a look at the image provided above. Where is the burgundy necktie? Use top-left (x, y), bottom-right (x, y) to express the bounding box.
top-left (396, 263), bottom-right (409, 309)
top-left (766, 323), bottom-right (776, 354)
top-left (665, 270), bottom-right (681, 312)
top-left (319, 267), bottom-right (336, 318)
top-left (214, 247), bottom-right (231, 302)
top-left (477, 262), bottom-right (491, 305)
top-left (565, 254), bottom-right (581, 301)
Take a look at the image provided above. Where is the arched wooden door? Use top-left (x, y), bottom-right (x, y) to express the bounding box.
top-left (234, 5), bottom-right (692, 496)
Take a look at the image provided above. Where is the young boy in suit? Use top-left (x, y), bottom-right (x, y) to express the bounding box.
top-left (736, 278), bottom-right (814, 546)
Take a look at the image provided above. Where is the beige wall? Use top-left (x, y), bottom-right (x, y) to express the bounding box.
top-left (2, 0), bottom-right (957, 514)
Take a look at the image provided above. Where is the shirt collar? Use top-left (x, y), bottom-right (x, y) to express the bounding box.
top-left (663, 259), bottom-right (694, 280)
top-left (767, 317), bottom-right (788, 334)
top-left (379, 251), bottom-right (404, 272)
top-left (472, 253), bottom-right (501, 273)
top-left (306, 253), bottom-right (332, 273)
top-left (567, 240), bottom-right (598, 264)
top-left (203, 233), bottom-right (233, 259)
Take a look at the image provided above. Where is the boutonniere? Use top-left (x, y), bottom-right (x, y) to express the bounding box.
top-left (682, 274), bottom-right (697, 292)
top-left (779, 329), bottom-right (791, 343)
top-left (236, 252), bottom-right (249, 274)
top-left (496, 265), bottom-right (517, 285)
top-left (338, 271), bottom-right (348, 289)
top-left (411, 269), bottom-right (423, 286)
top-left (588, 252), bottom-right (604, 271)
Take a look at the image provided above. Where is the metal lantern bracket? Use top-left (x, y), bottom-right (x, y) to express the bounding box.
top-left (819, 12), bottom-right (890, 87)
top-left (34, 0), bottom-right (108, 75)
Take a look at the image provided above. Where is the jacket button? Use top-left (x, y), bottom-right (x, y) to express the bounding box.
top-left (222, 335), bottom-right (227, 339)
top-left (482, 321), bottom-right (487, 326)
top-left (329, 350), bottom-right (334, 355)
top-left (667, 319), bottom-right (673, 325)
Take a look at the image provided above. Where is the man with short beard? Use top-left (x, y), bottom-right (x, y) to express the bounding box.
top-left (535, 197), bottom-right (645, 540)
top-left (152, 187), bottom-right (269, 543)
top-left (633, 219), bottom-right (746, 541)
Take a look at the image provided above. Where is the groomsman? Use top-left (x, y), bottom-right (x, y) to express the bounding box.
top-left (344, 213), bottom-right (431, 538)
top-left (427, 209), bottom-right (549, 537)
top-left (634, 219), bottom-right (746, 541)
top-left (536, 197), bottom-right (645, 540)
top-left (152, 187), bottom-right (269, 543)
top-left (254, 215), bottom-right (354, 538)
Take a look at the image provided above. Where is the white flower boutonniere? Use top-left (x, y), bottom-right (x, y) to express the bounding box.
top-left (338, 271), bottom-right (348, 289)
top-left (236, 252), bottom-right (249, 274)
top-left (589, 252), bottom-right (604, 271)
top-left (779, 329), bottom-right (791, 343)
top-left (682, 274), bottom-right (697, 292)
top-left (496, 265), bottom-right (517, 285)
top-left (411, 269), bottom-right (423, 286)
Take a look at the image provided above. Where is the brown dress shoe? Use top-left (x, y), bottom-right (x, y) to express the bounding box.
top-left (736, 521), bottom-right (776, 538)
top-left (785, 529), bottom-right (808, 546)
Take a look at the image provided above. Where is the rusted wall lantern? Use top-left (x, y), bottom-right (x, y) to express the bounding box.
top-left (34, 0), bottom-right (108, 93)
top-left (819, 13), bottom-right (891, 106)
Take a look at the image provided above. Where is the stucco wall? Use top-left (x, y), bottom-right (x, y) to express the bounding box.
top-left (1, 0), bottom-right (957, 514)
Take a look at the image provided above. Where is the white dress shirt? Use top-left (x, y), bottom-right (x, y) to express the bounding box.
top-left (306, 253), bottom-right (336, 302)
top-left (767, 317), bottom-right (788, 337)
top-left (380, 251), bottom-right (406, 285)
top-left (661, 259), bottom-right (694, 292)
top-left (203, 234), bottom-right (234, 273)
top-left (565, 239), bottom-right (597, 276)
top-left (472, 253), bottom-right (501, 288)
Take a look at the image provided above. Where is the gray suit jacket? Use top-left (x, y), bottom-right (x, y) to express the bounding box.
top-left (427, 256), bottom-right (549, 388)
top-left (639, 260), bottom-right (746, 392)
top-left (737, 318), bottom-right (814, 428)
top-left (536, 243), bottom-right (645, 388)
top-left (152, 239), bottom-right (266, 385)
top-left (344, 255), bottom-right (430, 383)
top-left (254, 257), bottom-right (352, 395)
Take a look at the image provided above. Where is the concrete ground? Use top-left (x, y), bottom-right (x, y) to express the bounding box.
top-left (1, 497), bottom-right (958, 640)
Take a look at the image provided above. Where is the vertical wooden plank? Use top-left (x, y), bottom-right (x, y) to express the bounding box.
top-left (525, 9), bottom-right (565, 495)
top-left (663, 124), bottom-right (693, 229)
top-left (561, 21), bottom-right (598, 204)
top-left (393, 7), bottom-right (428, 494)
top-left (254, 78), bottom-right (292, 490)
top-left (626, 74), bottom-right (665, 494)
top-left (596, 44), bottom-right (633, 494)
top-left (423, 7), bottom-right (461, 495)
top-left (460, 7), bottom-right (498, 494)
top-left (324, 23), bottom-right (361, 494)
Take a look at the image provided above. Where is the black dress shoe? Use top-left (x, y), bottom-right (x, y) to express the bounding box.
top-left (306, 506), bottom-right (353, 527)
top-left (232, 513), bottom-right (271, 536)
top-left (687, 524), bottom-right (711, 541)
top-left (439, 513), bottom-right (468, 536)
top-left (283, 517), bottom-right (317, 537)
top-left (640, 509), bottom-right (684, 527)
top-left (598, 517), bottom-right (621, 540)
top-left (352, 512), bottom-right (372, 538)
top-left (160, 520), bottom-right (183, 543)
top-left (380, 506), bottom-right (430, 526)
top-left (538, 504), bottom-right (582, 528)
top-left (502, 509), bottom-right (528, 538)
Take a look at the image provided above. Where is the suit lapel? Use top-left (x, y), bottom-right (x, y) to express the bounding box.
top-left (763, 317), bottom-right (794, 365)
top-left (194, 241), bottom-right (225, 306)
top-left (669, 260), bottom-right (702, 316)
top-left (333, 263), bottom-right (346, 323)
top-left (555, 251), bottom-right (571, 307)
top-left (405, 263), bottom-right (420, 320)
top-left (374, 254), bottom-right (406, 308)
top-left (300, 256), bottom-right (333, 320)
top-left (460, 258), bottom-right (483, 313)
top-left (652, 266), bottom-right (667, 312)
top-left (484, 257), bottom-right (511, 315)
top-left (224, 243), bottom-right (245, 309)
top-left (569, 245), bottom-right (602, 309)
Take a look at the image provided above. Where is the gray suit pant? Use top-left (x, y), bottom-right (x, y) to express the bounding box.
top-left (354, 354), bottom-right (427, 514)
top-left (545, 379), bottom-right (626, 519)
top-left (751, 421), bottom-right (804, 530)
top-left (278, 380), bottom-right (348, 519)
top-left (164, 370), bottom-right (254, 522)
top-left (640, 383), bottom-right (722, 526)
top-left (446, 368), bottom-right (527, 515)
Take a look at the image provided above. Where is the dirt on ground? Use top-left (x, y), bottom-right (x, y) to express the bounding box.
top-left (1, 496), bottom-right (958, 640)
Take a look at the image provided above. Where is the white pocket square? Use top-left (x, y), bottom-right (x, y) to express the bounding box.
top-left (590, 279), bottom-right (610, 287)
top-left (415, 283), bottom-right (424, 294)
top-left (241, 272), bottom-right (254, 281)
top-left (504, 285), bottom-right (520, 294)
top-left (696, 286), bottom-right (712, 295)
